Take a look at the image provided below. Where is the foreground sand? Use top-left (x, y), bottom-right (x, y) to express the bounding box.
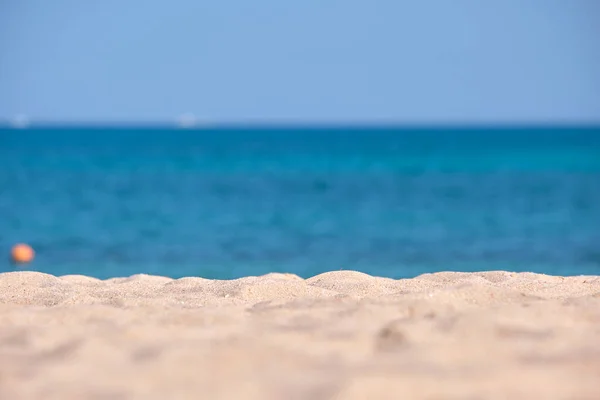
top-left (0, 270), bottom-right (599, 400)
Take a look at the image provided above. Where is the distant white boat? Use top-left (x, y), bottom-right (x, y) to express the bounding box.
top-left (176, 113), bottom-right (197, 129)
top-left (11, 114), bottom-right (30, 129)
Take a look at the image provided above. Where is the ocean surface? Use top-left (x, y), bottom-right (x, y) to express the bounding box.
top-left (1, 126), bottom-right (599, 279)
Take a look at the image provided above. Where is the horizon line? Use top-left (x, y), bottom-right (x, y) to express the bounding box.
top-left (1, 119), bottom-right (600, 130)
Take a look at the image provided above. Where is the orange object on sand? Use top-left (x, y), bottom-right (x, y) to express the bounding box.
top-left (11, 243), bottom-right (35, 264)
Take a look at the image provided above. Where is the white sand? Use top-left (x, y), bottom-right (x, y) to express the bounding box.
top-left (1, 270), bottom-right (599, 400)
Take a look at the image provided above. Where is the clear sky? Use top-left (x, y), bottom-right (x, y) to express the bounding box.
top-left (1, 0), bottom-right (599, 124)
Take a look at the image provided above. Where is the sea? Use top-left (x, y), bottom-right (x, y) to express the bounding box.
top-left (1, 126), bottom-right (599, 279)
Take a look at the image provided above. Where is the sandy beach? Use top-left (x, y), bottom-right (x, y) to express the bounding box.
top-left (0, 270), bottom-right (599, 400)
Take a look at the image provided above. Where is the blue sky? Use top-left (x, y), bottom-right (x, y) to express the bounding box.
top-left (1, 0), bottom-right (599, 124)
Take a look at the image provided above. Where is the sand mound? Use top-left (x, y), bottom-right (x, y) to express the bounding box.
top-left (0, 270), bottom-right (599, 399)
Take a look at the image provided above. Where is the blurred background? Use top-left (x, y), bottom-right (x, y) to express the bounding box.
top-left (1, 1), bottom-right (599, 279)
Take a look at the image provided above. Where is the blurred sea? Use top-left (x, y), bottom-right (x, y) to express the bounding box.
top-left (1, 126), bottom-right (599, 279)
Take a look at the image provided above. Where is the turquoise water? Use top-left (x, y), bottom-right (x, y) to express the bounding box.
top-left (1, 126), bottom-right (599, 279)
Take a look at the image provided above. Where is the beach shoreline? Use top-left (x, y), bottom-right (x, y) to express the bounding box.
top-left (1, 270), bottom-right (599, 399)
